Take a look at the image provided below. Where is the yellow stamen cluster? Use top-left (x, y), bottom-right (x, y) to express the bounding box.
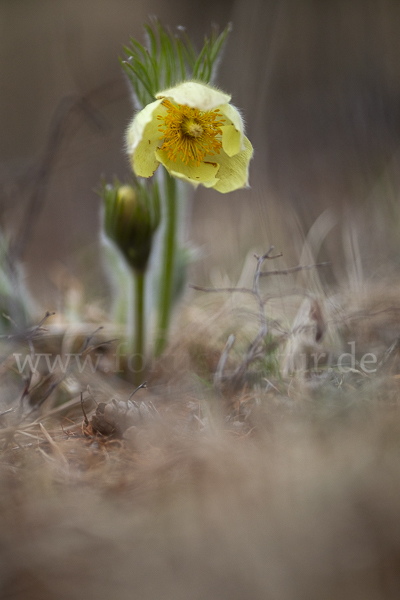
top-left (157, 99), bottom-right (225, 166)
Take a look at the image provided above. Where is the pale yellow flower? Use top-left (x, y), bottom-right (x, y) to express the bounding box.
top-left (126, 81), bottom-right (253, 193)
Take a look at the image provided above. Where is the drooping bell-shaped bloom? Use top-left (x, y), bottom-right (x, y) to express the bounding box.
top-left (126, 81), bottom-right (253, 193)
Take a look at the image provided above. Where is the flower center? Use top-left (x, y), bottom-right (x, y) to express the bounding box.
top-left (157, 99), bottom-right (225, 167)
top-left (183, 120), bottom-right (204, 138)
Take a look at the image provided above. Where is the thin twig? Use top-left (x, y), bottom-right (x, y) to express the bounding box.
top-left (230, 248), bottom-right (276, 385)
top-left (190, 263), bottom-right (330, 293)
top-left (0, 310), bottom-right (55, 342)
top-left (260, 261), bottom-right (331, 277)
top-left (189, 284), bottom-right (254, 295)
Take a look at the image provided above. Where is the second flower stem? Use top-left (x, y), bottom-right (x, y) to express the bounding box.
top-left (133, 269), bottom-right (145, 383)
top-left (155, 173), bottom-right (177, 356)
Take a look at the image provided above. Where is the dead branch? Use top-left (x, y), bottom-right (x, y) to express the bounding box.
top-left (191, 248), bottom-right (330, 391)
top-left (222, 248), bottom-right (283, 390)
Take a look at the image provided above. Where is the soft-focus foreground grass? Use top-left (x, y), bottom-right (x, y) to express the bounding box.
top-left (2, 237), bottom-right (400, 599)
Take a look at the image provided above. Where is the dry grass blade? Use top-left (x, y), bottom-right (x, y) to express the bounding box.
top-left (214, 334), bottom-right (235, 392)
top-left (39, 423), bottom-right (69, 469)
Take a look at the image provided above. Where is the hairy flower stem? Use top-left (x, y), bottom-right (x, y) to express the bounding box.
top-left (155, 173), bottom-right (177, 356)
top-left (133, 269), bottom-right (145, 383)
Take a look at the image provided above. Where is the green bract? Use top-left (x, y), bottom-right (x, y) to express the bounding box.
top-left (126, 81), bottom-right (253, 194)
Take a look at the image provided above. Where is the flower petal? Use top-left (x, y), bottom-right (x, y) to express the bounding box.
top-left (155, 149), bottom-right (220, 187)
top-left (156, 81), bottom-right (230, 111)
top-left (126, 99), bottom-right (164, 177)
top-left (212, 137), bottom-right (253, 193)
top-left (219, 103), bottom-right (245, 157)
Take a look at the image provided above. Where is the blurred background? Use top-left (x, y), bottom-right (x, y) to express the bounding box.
top-left (1, 0), bottom-right (400, 312)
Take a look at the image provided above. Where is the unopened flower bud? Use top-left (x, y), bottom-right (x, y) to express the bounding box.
top-left (101, 180), bottom-right (160, 272)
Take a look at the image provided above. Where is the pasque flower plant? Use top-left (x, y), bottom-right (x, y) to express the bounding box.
top-left (126, 81), bottom-right (253, 194)
top-left (101, 21), bottom-right (253, 369)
